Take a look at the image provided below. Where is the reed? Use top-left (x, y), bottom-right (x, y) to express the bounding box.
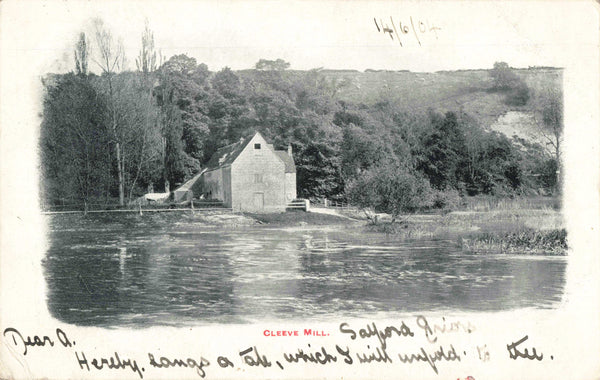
top-left (460, 195), bottom-right (560, 212)
top-left (460, 227), bottom-right (567, 255)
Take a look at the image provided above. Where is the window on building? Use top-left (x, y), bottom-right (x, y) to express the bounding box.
top-left (253, 143), bottom-right (262, 156)
top-left (254, 174), bottom-right (263, 183)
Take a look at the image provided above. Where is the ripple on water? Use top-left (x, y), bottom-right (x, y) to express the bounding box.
top-left (42, 216), bottom-right (567, 327)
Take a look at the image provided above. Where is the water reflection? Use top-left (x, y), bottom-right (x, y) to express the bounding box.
top-left (43, 214), bottom-right (566, 327)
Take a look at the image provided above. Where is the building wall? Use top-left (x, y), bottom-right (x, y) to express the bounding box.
top-left (222, 166), bottom-right (232, 207)
top-left (284, 173), bottom-right (297, 202)
top-left (202, 168), bottom-right (224, 200)
top-left (190, 176), bottom-right (204, 198)
top-left (231, 134), bottom-right (286, 212)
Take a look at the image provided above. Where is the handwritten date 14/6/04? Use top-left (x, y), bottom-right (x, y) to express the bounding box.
top-left (374, 16), bottom-right (441, 46)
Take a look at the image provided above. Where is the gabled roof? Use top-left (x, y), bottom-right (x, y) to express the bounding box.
top-left (275, 151), bottom-right (296, 173)
top-left (204, 135), bottom-right (254, 171)
top-left (175, 169), bottom-right (206, 191)
top-left (203, 131), bottom-right (295, 172)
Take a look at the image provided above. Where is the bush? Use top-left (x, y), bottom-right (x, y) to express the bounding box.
top-left (490, 62), bottom-right (520, 90)
top-left (432, 188), bottom-right (462, 211)
top-left (346, 163), bottom-right (433, 222)
top-left (504, 83), bottom-right (530, 106)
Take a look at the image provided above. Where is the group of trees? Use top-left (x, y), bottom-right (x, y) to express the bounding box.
top-left (40, 21), bottom-right (562, 217)
top-left (489, 61), bottom-right (531, 106)
top-left (42, 20), bottom-right (164, 206)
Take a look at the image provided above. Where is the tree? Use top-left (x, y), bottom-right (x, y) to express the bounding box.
top-left (208, 67), bottom-right (252, 151)
top-left (473, 132), bottom-right (522, 194)
top-left (461, 120), bottom-right (486, 193)
top-left (212, 67), bottom-right (242, 99)
top-left (416, 111), bottom-right (466, 190)
top-left (115, 74), bottom-right (163, 199)
top-left (490, 62), bottom-right (520, 90)
top-left (156, 54), bottom-right (209, 186)
top-left (131, 20), bottom-right (163, 195)
top-left (74, 32), bottom-right (89, 76)
top-left (163, 106), bottom-right (187, 187)
top-left (135, 20), bottom-right (158, 78)
top-left (489, 61), bottom-right (530, 106)
top-left (255, 58), bottom-right (290, 71)
top-left (91, 18), bottom-right (127, 205)
top-left (346, 163), bottom-right (433, 224)
top-left (532, 87), bottom-right (563, 191)
top-left (295, 141), bottom-right (343, 199)
top-left (41, 74), bottom-right (112, 203)
top-left (341, 123), bottom-right (391, 179)
top-left (536, 88), bottom-right (563, 163)
top-left (504, 81), bottom-right (530, 106)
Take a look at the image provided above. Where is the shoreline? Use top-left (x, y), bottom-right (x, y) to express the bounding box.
top-left (246, 208), bottom-right (567, 255)
top-left (44, 207), bottom-right (567, 255)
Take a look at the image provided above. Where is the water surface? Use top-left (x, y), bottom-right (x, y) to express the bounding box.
top-left (43, 213), bottom-right (566, 327)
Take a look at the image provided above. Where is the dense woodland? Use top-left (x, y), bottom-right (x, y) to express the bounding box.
top-left (41, 21), bottom-right (563, 216)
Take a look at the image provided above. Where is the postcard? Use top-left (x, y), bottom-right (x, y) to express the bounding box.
top-left (1, 1), bottom-right (598, 379)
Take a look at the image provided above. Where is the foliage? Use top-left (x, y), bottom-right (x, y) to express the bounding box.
top-left (432, 188), bottom-right (462, 211)
top-left (504, 82), bottom-right (530, 106)
top-left (532, 87), bottom-right (563, 165)
top-left (459, 195), bottom-right (560, 212)
top-left (490, 62), bottom-right (521, 90)
top-left (41, 73), bottom-right (111, 203)
top-left (416, 111), bottom-right (466, 190)
top-left (91, 18), bottom-right (127, 205)
top-left (74, 33), bottom-right (89, 76)
top-left (537, 158), bottom-right (558, 190)
top-left (255, 58), bottom-right (290, 71)
top-left (462, 227), bottom-right (567, 255)
top-left (135, 20), bottom-right (157, 75)
top-left (340, 123), bottom-right (390, 179)
top-left (295, 141), bottom-right (343, 199)
top-left (489, 61), bottom-right (530, 106)
top-left (40, 28), bottom-right (561, 210)
top-left (346, 164), bottom-right (433, 222)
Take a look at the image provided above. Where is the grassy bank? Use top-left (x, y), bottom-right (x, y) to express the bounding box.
top-left (458, 195), bottom-right (561, 212)
top-left (245, 210), bottom-right (358, 227)
top-left (459, 228), bottom-right (567, 255)
top-left (243, 204), bottom-right (567, 256)
top-left (358, 208), bottom-right (566, 255)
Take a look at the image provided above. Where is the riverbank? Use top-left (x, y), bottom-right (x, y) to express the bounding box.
top-left (347, 208), bottom-right (566, 255)
top-left (244, 208), bottom-right (567, 256)
top-left (44, 205), bottom-right (566, 255)
top-left (245, 209), bottom-right (360, 226)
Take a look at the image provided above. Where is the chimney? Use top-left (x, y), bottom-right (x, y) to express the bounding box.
top-left (287, 144), bottom-right (293, 158)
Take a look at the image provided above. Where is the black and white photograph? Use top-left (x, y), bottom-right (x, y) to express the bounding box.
top-left (1, 1), bottom-right (598, 379)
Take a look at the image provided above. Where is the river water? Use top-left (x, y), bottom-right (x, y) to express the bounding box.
top-left (42, 213), bottom-right (566, 328)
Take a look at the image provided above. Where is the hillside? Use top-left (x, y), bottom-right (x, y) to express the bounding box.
top-left (320, 67), bottom-right (562, 133)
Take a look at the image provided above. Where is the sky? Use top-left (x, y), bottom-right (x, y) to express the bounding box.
top-left (2, 0), bottom-right (593, 75)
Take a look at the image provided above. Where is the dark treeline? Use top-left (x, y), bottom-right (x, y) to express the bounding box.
top-left (40, 22), bottom-right (561, 214)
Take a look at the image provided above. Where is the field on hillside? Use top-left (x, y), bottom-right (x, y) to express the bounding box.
top-left (323, 68), bottom-right (562, 130)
